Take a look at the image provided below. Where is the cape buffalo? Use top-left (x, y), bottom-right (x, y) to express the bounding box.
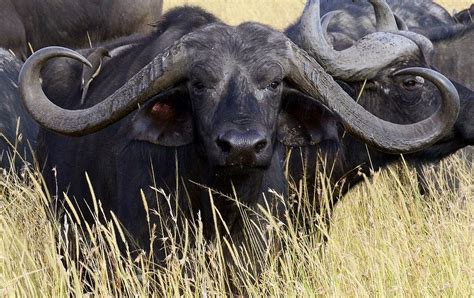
top-left (286, 0), bottom-right (473, 202)
top-left (0, 0), bottom-right (163, 58)
top-left (317, 0), bottom-right (469, 58)
top-left (318, 0), bottom-right (455, 44)
top-left (19, 7), bottom-right (459, 259)
top-left (317, 0), bottom-right (474, 89)
top-left (0, 48), bottom-right (37, 170)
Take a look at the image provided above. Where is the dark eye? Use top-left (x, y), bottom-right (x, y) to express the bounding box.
top-left (268, 81), bottom-right (281, 90)
top-left (402, 76), bottom-right (424, 90)
top-left (193, 81), bottom-right (206, 92)
top-left (403, 79), bottom-right (417, 88)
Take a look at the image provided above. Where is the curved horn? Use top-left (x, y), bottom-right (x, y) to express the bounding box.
top-left (368, 0), bottom-right (398, 31)
top-left (320, 10), bottom-right (343, 48)
top-left (394, 14), bottom-right (409, 31)
top-left (321, 11), bottom-right (342, 34)
top-left (286, 41), bottom-right (460, 153)
top-left (393, 31), bottom-right (434, 62)
top-left (366, 0), bottom-right (435, 61)
top-left (297, 0), bottom-right (422, 81)
top-left (19, 45), bottom-right (190, 136)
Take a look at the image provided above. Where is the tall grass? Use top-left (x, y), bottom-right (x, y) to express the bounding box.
top-left (1, 153), bottom-right (472, 295)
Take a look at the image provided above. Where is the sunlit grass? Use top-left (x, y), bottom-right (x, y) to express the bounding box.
top-left (437, 0), bottom-right (472, 11)
top-left (163, 0), bottom-right (472, 29)
top-left (1, 152), bottom-right (472, 295)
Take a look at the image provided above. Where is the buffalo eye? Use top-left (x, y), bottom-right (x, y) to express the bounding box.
top-left (402, 76), bottom-right (424, 91)
top-left (192, 81), bottom-right (206, 93)
top-left (267, 81), bottom-right (281, 90)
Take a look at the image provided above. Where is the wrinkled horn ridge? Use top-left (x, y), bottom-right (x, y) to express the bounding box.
top-left (19, 45), bottom-right (189, 136)
top-left (367, 0), bottom-right (434, 61)
top-left (287, 42), bottom-right (460, 153)
top-left (294, 0), bottom-right (459, 152)
top-left (298, 0), bottom-right (422, 81)
top-left (393, 31), bottom-right (434, 61)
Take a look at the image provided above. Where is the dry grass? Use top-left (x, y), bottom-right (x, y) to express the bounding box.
top-left (163, 0), bottom-right (473, 29)
top-left (163, 0), bottom-right (306, 29)
top-left (438, 0), bottom-right (473, 11)
top-left (1, 154), bottom-right (472, 296)
top-left (1, 0), bottom-right (473, 296)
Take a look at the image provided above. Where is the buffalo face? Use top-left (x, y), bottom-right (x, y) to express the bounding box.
top-left (350, 60), bottom-right (440, 124)
top-left (187, 55), bottom-right (283, 170)
top-left (129, 24), bottom-right (337, 175)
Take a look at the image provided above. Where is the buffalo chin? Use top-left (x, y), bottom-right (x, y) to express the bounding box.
top-left (214, 164), bottom-right (269, 177)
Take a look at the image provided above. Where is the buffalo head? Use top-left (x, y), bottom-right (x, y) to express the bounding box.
top-left (20, 24), bottom-right (460, 158)
top-left (289, 0), bottom-right (472, 160)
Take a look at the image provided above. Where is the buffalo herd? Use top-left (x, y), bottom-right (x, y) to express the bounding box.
top-left (1, 0), bottom-right (472, 262)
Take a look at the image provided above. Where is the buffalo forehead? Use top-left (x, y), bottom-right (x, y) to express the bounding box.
top-left (185, 22), bottom-right (289, 71)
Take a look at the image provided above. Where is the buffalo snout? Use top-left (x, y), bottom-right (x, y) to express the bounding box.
top-left (215, 129), bottom-right (271, 168)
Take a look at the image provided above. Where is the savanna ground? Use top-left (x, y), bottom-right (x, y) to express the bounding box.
top-left (1, 0), bottom-right (473, 296)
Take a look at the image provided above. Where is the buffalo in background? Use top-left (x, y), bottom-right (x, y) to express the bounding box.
top-left (0, 0), bottom-right (163, 58)
top-left (285, 0), bottom-right (473, 207)
top-left (320, 0), bottom-right (455, 34)
top-left (319, 0), bottom-right (473, 89)
top-left (18, 4), bottom-right (459, 261)
top-left (0, 48), bottom-right (37, 170)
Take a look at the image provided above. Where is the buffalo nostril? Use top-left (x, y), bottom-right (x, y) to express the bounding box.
top-left (216, 138), bottom-right (232, 153)
top-left (254, 140), bottom-right (267, 153)
top-left (216, 130), bottom-right (268, 161)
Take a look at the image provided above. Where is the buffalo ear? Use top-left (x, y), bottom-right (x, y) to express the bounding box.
top-left (278, 87), bottom-right (341, 147)
top-left (129, 86), bottom-right (194, 146)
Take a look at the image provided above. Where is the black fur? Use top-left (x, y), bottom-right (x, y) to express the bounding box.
top-left (428, 24), bottom-right (474, 90)
top-left (0, 48), bottom-right (37, 170)
top-left (0, 0), bottom-right (163, 58)
top-left (37, 7), bottom-right (341, 260)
